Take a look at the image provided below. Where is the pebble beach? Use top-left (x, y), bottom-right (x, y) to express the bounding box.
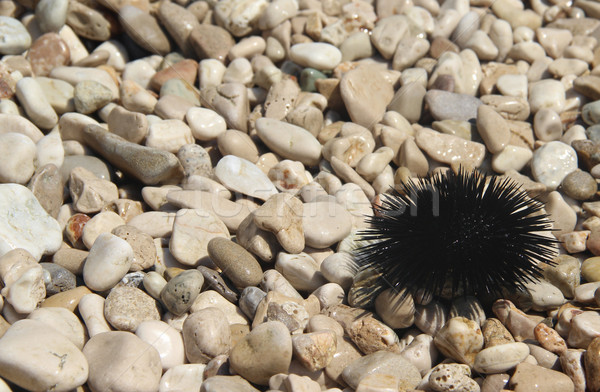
top-left (0, 0), bottom-right (600, 390)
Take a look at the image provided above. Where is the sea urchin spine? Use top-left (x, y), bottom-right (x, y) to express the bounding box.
top-left (353, 168), bottom-right (558, 306)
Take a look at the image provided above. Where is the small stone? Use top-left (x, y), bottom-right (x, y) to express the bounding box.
top-left (256, 117), bottom-right (322, 167)
top-left (191, 290), bottom-right (249, 326)
top-left (186, 107), bottom-right (226, 142)
top-left (582, 257), bottom-right (600, 282)
top-left (290, 43), bottom-right (341, 71)
top-left (348, 315), bottom-right (401, 355)
top-left (534, 322), bottom-right (568, 355)
top-left (428, 363), bottom-right (480, 392)
top-left (73, 80), bottom-right (112, 114)
top-left (83, 232), bottom-right (134, 292)
top-left (531, 141), bottom-right (577, 190)
top-left (561, 169), bottom-right (597, 200)
top-left (40, 262), bottom-right (76, 295)
top-left (78, 293), bottom-right (111, 337)
top-left (16, 79), bottom-right (60, 130)
top-left (159, 364), bottom-right (206, 391)
top-left (119, 5), bottom-right (170, 55)
top-left (213, 0), bottom-right (268, 37)
top-left (81, 211), bottom-right (126, 249)
top-left (160, 269), bottom-right (204, 316)
top-left (292, 331), bottom-right (337, 372)
top-left (83, 331), bottom-right (162, 392)
top-left (509, 362), bottom-right (575, 392)
top-left (434, 317), bottom-right (484, 366)
top-left (303, 201), bottom-right (352, 249)
top-left (474, 342), bottom-right (530, 374)
top-left (340, 64), bottom-right (394, 128)
top-left (201, 375), bottom-right (260, 392)
top-left (342, 350), bottom-right (421, 390)
top-left (230, 320), bottom-right (293, 385)
top-left (182, 307), bottom-right (231, 364)
top-left (415, 128), bottom-right (486, 168)
top-left (104, 284), bottom-right (160, 332)
top-left (0, 16), bottom-right (31, 55)
top-left (0, 132), bottom-right (36, 184)
top-left (543, 255), bottom-right (580, 298)
top-left (476, 105), bottom-right (510, 154)
top-left (82, 124), bottom-right (184, 185)
top-left (215, 155), bottom-right (278, 201)
top-left (425, 90), bottom-right (483, 122)
top-left (529, 79), bottom-right (566, 114)
top-left (374, 288), bottom-right (415, 329)
top-left (0, 184), bottom-right (62, 260)
top-left (190, 24), bottom-right (234, 63)
top-left (0, 319), bottom-right (88, 391)
top-left (27, 33), bottom-right (70, 77)
top-left (41, 286), bottom-right (91, 312)
top-left (136, 320), bottom-right (185, 371)
top-left (567, 311), bottom-right (600, 349)
top-left (69, 166), bottom-right (118, 214)
top-left (207, 237), bottom-right (262, 289)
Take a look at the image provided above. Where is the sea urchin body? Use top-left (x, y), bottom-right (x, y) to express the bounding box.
top-left (353, 169), bottom-right (558, 305)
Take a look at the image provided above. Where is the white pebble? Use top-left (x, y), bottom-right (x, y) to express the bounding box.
top-left (83, 233), bottom-right (134, 292)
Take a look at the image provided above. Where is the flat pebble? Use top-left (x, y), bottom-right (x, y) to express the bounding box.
top-left (425, 90), bottom-right (482, 121)
top-left (230, 320), bottom-right (293, 385)
top-left (474, 342), bottom-right (530, 373)
top-left (342, 350), bottom-right (421, 390)
top-left (0, 16), bottom-right (31, 55)
top-left (83, 232), bottom-right (134, 292)
top-left (428, 363), bottom-right (479, 392)
top-left (215, 155), bottom-right (278, 201)
top-left (0, 319), bottom-right (88, 391)
top-left (509, 362), bottom-right (575, 392)
top-left (207, 237), bottom-right (262, 288)
top-left (290, 43), bottom-right (341, 71)
top-left (0, 132), bottom-right (36, 184)
top-left (531, 141), bottom-right (577, 190)
top-left (256, 117), bottom-right (322, 167)
top-left (416, 128), bottom-right (486, 168)
top-left (303, 201), bottom-right (352, 248)
top-left (159, 364), bottom-right (206, 392)
top-left (104, 284), bottom-right (161, 332)
top-left (160, 269), bottom-right (204, 316)
top-left (182, 307), bottom-right (231, 363)
top-left (0, 184), bottom-right (62, 260)
top-left (83, 331), bottom-right (162, 392)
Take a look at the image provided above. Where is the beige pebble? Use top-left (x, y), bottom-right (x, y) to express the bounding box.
top-left (217, 129), bottom-right (259, 163)
top-left (415, 128), bottom-right (486, 167)
top-left (476, 105), bottom-right (510, 154)
top-left (546, 191), bottom-right (577, 235)
top-left (182, 307), bottom-right (231, 364)
top-left (69, 166), bottom-right (118, 214)
top-left (534, 108), bottom-right (562, 141)
top-left (81, 211), bottom-right (126, 249)
top-left (434, 317), bottom-right (484, 367)
top-left (509, 362), bottom-right (575, 392)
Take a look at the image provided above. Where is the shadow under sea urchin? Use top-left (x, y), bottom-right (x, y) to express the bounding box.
top-left (351, 168), bottom-right (559, 308)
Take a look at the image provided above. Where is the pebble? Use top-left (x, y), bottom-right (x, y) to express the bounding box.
top-left (303, 201), bottom-right (353, 248)
top-left (104, 284), bottom-right (160, 331)
top-left (585, 338), bottom-right (600, 392)
top-left (568, 311), bottom-right (600, 349)
top-left (82, 124), bottom-right (184, 185)
top-left (289, 43), bottom-right (341, 71)
top-left (201, 375), bottom-right (260, 392)
top-left (83, 331), bottom-right (162, 392)
top-left (0, 184), bottom-right (62, 260)
top-left (112, 224), bottom-right (156, 271)
top-left (215, 155), bottom-right (278, 201)
top-left (159, 364), bottom-right (206, 392)
top-left (16, 77), bottom-right (58, 129)
top-left (40, 262), bottom-right (76, 295)
top-left (26, 306), bottom-right (85, 349)
top-left (428, 363), bottom-right (480, 392)
top-left (160, 269), bottom-right (204, 315)
top-left (186, 107), bottom-right (227, 142)
top-left (434, 317), bottom-right (484, 367)
top-left (509, 362), bottom-right (575, 391)
top-left (27, 33), bottom-right (70, 77)
top-left (275, 252), bottom-right (327, 292)
top-left (415, 127), bottom-right (486, 168)
top-left (230, 320), bottom-right (293, 385)
top-left (83, 232), bottom-right (134, 292)
top-left (474, 342), bottom-right (530, 373)
top-left (426, 90), bottom-right (483, 122)
top-left (531, 141), bottom-right (578, 190)
top-left (0, 132), bottom-right (36, 184)
top-left (0, 319), bottom-right (88, 391)
top-left (0, 16), bottom-right (31, 55)
top-left (477, 105), bottom-right (510, 154)
top-left (207, 237), bottom-right (262, 288)
top-left (81, 211), bottom-right (126, 249)
top-left (78, 293), bottom-right (111, 337)
top-left (119, 6), bottom-right (170, 55)
top-left (191, 290), bottom-right (249, 326)
top-left (183, 307), bottom-right (231, 364)
top-left (340, 64), bottom-right (394, 128)
top-left (561, 170), bottom-right (597, 201)
top-left (341, 350), bottom-right (422, 390)
top-left (529, 79), bottom-right (566, 114)
top-left (73, 80), bottom-right (112, 114)
top-left (69, 166), bottom-right (118, 214)
top-left (256, 117), bottom-right (322, 167)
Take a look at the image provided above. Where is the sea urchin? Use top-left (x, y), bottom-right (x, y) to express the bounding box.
top-left (353, 168), bottom-right (558, 305)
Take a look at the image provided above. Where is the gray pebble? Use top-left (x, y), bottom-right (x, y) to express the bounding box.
top-left (425, 89), bottom-right (483, 121)
top-left (207, 237), bottom-right (263, 289)
top-left (40, 262), bottom-right (76, 295)
top-left (561, 169), bottom-right (597, 200)
top-left (239, 286), bottom-right (266, 319)
top-left (198, 265), bottom-right (238, 303)
top-left (160, 269), bottom-right (204, 315)
top-left (120, 271), bottom-right (146, 288)
top-left (177, 143), bottom-right (213, 178)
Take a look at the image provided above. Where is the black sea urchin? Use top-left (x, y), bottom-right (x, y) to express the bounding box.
top-left (353, 168), bottom-right (558, 306)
